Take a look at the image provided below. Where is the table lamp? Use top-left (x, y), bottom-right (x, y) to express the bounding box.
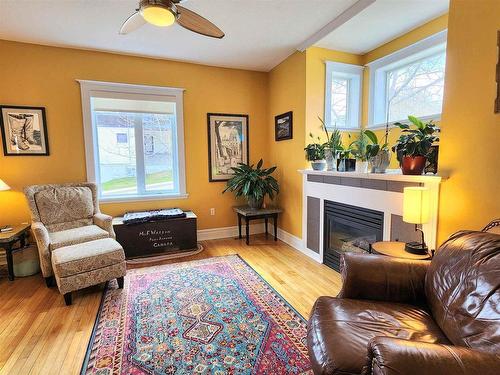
top-left (403, 186), bottom-right (430, 255)
top-left (0, 178), bottom-right (12, 232)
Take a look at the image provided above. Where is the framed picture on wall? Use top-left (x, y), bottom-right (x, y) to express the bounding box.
top-left (207, 113), bottom-right (249, 182)
top-left (0, 105), bottom-right (49, 156)
top-left (275, 111), bottom-right (293, 141)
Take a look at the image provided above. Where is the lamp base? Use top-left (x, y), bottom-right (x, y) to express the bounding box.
top-left (405, 242), bottom-right (428, 255)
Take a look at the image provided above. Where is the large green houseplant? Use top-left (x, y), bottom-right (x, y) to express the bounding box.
top-left (223, 159), bottom-right (279, 209)
top-left (392, 116), bottom-right (440, 175)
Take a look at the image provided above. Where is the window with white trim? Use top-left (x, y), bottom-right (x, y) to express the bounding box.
top-left (78, 81), bottom-right (187, 201)
top-left (325, 61), bottom-right (363, 129)
top-left (368, 30), bottom-right (447, 127)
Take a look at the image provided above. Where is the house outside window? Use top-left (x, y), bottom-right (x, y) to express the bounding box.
top-left (78, 80), bottom-right (187, 201)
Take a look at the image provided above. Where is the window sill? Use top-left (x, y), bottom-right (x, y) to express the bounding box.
top-left (366, 114), bottom-right (441, 131)
top-left (100, 193), bottom-right (189, 204)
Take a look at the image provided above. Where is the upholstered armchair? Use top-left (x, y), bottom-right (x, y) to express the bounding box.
top-left (24, 183), bottom-right (115, 284)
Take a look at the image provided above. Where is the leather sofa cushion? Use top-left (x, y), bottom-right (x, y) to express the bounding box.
top-left (425, 231), bottom-right (500, 353)
top-left (49, 225), bottom-right (109, 251)
top-left (35, 186), bottom-right (94, 229)
top-left (307, 297), bottom-right (450, 375)
top-left (51, 238), bottom-right (125, 278)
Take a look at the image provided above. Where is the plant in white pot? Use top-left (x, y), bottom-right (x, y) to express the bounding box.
top-left (319, 117), bottom-right (342, 171)
top-left (349, 129), bottom-right (379, 173)
top-left (304, 133), bottom-right (326, 171)
top-left (223, 159), bottom-right (279, 209)
top-left (365, 130), bottom-right (391, 173)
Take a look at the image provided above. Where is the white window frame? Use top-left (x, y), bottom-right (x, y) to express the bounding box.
top-left (78, 80), bottom-right (187, 202)
top-left (367, 30), bottom-right (447, 129)
top-left (324, 61), bottom-right (363, 130)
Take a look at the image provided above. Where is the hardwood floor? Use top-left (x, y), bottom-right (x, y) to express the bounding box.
top-left (0, 235), bottom-right (341, 375)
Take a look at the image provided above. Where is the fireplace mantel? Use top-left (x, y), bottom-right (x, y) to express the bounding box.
top-left (299, 169), bottom-right (446, 183)
top-left (299, 169), bottom-right (446, 265)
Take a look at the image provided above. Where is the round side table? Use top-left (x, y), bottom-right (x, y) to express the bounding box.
top-left (371, 241), bottom-right (432, 260)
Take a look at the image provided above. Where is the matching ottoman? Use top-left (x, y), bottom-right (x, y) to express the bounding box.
top-left (51, 237), bottom-right (126, 305)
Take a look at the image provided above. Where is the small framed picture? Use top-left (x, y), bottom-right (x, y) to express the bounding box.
top-left (275, 111), bottom-right (293, 141)
top-left (207, 113), bottom-right (249, 182)
top-left (0, 105), bottom-right (49, 156)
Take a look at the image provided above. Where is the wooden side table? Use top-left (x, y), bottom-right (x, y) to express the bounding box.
top-left (233, 206), bottom-right (282, 245)
top-left (371, 241), bottom-right (432, 260)
top-left (0, 224), bottom-right (31, 281)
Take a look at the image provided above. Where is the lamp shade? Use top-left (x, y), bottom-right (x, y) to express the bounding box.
top-left (403, 187), bottom-right (430, 224)
top-left (0, 178), bottom-right (10, 191)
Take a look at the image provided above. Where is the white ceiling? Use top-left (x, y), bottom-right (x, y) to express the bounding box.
top-left (315, 0), bottom-right (449, 54)
top-left (0, 0), bottom-right (449, 72)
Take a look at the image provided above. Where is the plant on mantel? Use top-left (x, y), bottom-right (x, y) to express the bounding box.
top-left (348, 129), bottom-right (379, 173)
top-left (391, 115), bottom-right (440, 175)
top-left (304, 133), bottom-right (326, 171)
top-left (223, 159), bottom-right (279, 209)
top-left (319, 116), bottom-right (342, 171)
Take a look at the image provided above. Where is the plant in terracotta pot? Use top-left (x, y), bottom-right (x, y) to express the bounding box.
top-left (392, 116), bottom-right (440, 175)
top-left (319, 117), bottom-right (342, 171)
top-left (349, 129), bottom-right (379, 173)
top-left (305, 133), bottom-right (326, 171)
top-left (223, 159), bottom-right (279, 209)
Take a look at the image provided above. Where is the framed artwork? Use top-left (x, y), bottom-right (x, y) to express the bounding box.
top-left (207, 113), bottom-right (249, 182)
top-left (496, 30), bottom-right (500, 113)
top-left (0, 105), bottom-right (49, 156)
top-left (275, 111), bottom-right (293, 141)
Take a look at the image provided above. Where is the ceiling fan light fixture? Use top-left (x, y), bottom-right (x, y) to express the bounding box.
top-left (140, 1), bottom-right (176, 27)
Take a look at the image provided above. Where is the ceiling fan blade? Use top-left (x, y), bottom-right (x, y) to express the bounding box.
top-left (176, 5), bottom-right (225, 39)
top-left (119, 12), bottom-right (146, 35)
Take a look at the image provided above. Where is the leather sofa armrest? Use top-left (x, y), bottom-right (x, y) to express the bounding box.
top-left (338, 253), bottom-right (429, 305)
top-left (93, 213), bottom-right (115, 239)
top-left (31, 221), bottom-right (52, 277)
top-left (364, 337), bottom-right (500, 375)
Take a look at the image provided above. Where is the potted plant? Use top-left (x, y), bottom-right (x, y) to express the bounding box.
top-left (392, 116), bottom-right (440, 175)
top-left (318, 117), bottom-right (342, 171)
top-left (349, 129), bottom-right (379, 173)
top-left (336, 145), bottom-right (355, 172)
top-left (365, 130), bottom-right (391, 173)
top-left (223, 159), bottom-right (279, 209)
top-left (305, 133), bottom-right (326, 171)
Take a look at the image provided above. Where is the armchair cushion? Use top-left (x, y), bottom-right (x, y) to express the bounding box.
top-left (34, 186), bottom-right (94, 231)
top-left (49, 225), bottom-right (109, 250)
top-left (365, 337), bottom-right (500, 375)
top-left (338, 253), bottom-right (429, 305)
top-left (307, 297), bottom-right (449, 375)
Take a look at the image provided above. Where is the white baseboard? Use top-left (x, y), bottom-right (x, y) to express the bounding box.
top-left (198, 222), bottom-right (322, 263)
top-left (269, 224), bottom-right (322, 263)
top-left (197, 223), bottom-right (265, 241)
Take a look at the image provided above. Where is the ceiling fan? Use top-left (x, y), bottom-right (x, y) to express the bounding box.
top-left (120, 0), bottom-right (225, 38)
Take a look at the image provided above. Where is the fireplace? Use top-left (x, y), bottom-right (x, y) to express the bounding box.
top-left (323, 201), bottom-right (384, 271)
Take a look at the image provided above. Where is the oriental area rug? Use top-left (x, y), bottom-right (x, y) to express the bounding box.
top-left (81, 255), bottom-right (312, 374)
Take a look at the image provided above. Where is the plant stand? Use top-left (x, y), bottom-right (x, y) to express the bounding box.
top-left (233, 206), bottom-right (283, 245)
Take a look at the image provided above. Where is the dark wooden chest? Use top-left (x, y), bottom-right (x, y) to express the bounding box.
top-left (113, 211), bottom-right (197, 259)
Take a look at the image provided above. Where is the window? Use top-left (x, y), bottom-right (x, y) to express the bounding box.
top-left (325, 61), bottom-right (363, 129)
top-left (78, 80), bottom-right (187, 201)
top-left (368, 30), bottom-right (447, 127)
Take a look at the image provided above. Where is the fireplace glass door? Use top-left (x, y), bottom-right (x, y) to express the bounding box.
top-left (324, 201), bottom-right (384, 271)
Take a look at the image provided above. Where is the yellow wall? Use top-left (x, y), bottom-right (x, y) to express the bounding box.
top-left (0, 40), bottom-right (269, 229)
top-left (267, 52), bottom-right (307, 237)
top-left (437, 0), bottom-right (500, 242)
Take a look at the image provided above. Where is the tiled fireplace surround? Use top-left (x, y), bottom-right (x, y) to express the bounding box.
top-left (300, 169), bottom-right (443, 265)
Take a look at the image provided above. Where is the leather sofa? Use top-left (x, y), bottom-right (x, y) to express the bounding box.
top-left (307, 230), bottom-right (500, 375)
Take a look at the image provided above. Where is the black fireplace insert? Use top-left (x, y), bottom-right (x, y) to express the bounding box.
top-left (323, 201), bottom-right (384, 271)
